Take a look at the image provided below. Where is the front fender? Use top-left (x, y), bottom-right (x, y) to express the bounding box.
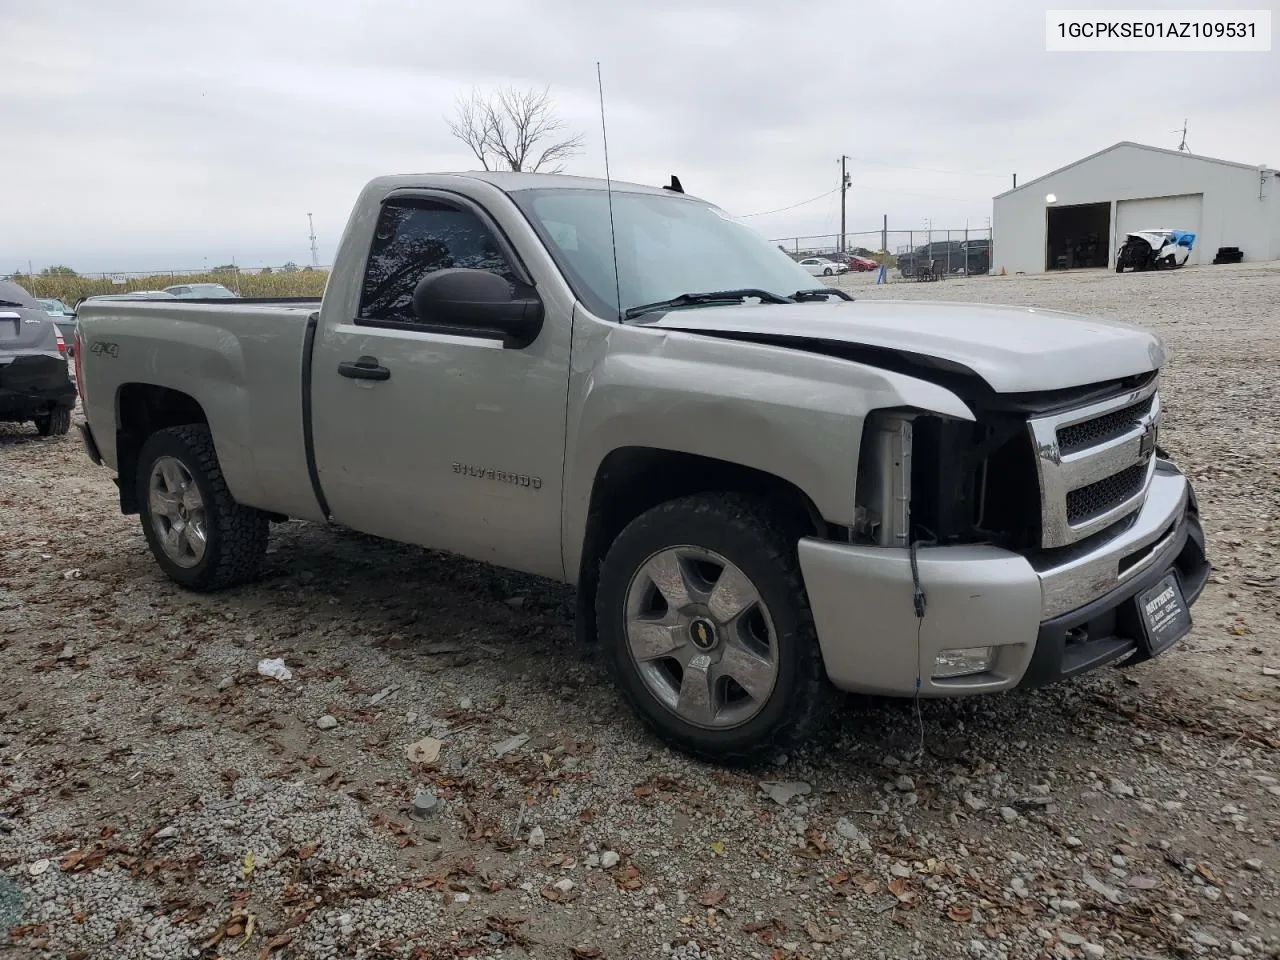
top-left (561, 324), bottom-right (974, 579)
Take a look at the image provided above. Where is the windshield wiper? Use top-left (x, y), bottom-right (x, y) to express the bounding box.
top-left (792, 288), bottom-right (854, 302)
top-left (623, 288), bottom-right (794, 321)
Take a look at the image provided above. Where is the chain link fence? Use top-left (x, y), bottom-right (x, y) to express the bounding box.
top-left (770, 227), bottom-right (994, 280)
top-left (7, 224), bottom-right (996, 302)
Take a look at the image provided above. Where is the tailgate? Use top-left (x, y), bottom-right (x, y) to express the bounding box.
top-left (0, 308), bottom-right (58, 352)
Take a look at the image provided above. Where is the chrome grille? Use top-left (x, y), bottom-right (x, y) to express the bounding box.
top-left (1057, 395), bottom-right (1155, 455)
top-left (1065, 463), bottom-right (1148, 525)
top-left (1028, 379), bottom-right (1161, 549)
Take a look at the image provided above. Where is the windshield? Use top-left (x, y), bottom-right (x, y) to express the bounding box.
top-left (511, 188), bottom-right (815, 319)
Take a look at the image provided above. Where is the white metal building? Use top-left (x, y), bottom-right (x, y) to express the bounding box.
top-left (992, 142), bottom-right (1279, 274)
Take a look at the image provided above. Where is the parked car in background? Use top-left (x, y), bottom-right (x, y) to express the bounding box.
top-left (898, 241), bottom-right (964, 278)
top-left (799, 257), bottom-right (847, 276)
top-left (38, 297), bottom-right (72, 316)
top-left (0, 280), bottom-right (75, 435)
top-left (1116, 230), bottom-right (1195, 272)
top-left (77, 291), bottom-right (178, 309)
top-left (164, 283), bottom-right (238, 299)
top-left (899, 240), bottom-right (991, 278)
top-left (38, 297), bottom-right (78, 349)
top-left (819, 252), bottom-right (877, 272)
top-left (962, 239), bottom-right (992, 275)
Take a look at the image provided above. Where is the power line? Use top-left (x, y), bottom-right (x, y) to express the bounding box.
top-left (842, 155), bottom-right (1010, 179)
top-left (739, 174), bottom-right (988, 226)
top-left (738, 188), bottom-right (840, 218)
top-left (855, 184), bottom-right (984, 203)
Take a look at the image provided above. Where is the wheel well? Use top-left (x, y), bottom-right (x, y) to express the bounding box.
top-left (115, 384), bottom-right (209, 514)
top-left (573, 448), bottom-right (831, 644)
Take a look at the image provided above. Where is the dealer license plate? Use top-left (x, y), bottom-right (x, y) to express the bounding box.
top-left (1136, 573), bottom-right (1191, 655)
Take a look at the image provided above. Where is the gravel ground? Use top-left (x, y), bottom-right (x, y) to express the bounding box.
top-left (1, 262), bottom-right (1278, 960)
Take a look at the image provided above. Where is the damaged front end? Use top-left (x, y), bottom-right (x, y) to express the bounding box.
top-left (853, 407), bottom-right (1040, 553)
top-left (798, 366), bottom-right (1207, 697)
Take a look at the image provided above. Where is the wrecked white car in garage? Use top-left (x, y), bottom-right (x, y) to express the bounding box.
top-left (1116, 229), bottom-right (1196, 272)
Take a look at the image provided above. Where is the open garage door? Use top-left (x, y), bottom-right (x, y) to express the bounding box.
top-left (1115, 194), bottom-right (1203, 265)
top-left (1046, 202), bottom-right (1110, 270)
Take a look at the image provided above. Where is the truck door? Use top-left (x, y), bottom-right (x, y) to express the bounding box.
top-left (308, 192), bottom-right (571, 580)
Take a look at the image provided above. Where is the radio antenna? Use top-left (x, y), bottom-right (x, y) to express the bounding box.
top-left (596, 62), bottom-right (622, 321)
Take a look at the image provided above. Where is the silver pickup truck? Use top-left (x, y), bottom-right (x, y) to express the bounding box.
top-left (75, 172), bottom-right (1208, 760)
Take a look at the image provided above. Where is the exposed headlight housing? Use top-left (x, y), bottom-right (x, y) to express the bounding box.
top-left (853, 411), bottom-right (914, 547)
top-left (933, 646), bottom-right (995, 679)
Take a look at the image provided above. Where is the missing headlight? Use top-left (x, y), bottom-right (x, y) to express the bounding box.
top-left (854, 412), bottom-right (914, 547)
top-left (856, 409), bottom-right (1039, 550)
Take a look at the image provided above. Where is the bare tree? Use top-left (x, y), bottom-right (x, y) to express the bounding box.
top-left (447, 86), bottom-right (584, 174)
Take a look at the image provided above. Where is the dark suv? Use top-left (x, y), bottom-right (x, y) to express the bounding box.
top-left (898, 240), bottom-right (990, 278)
top-left (962, 239), bottom-right (992, 275)
top-left (0, 280), bottom-right (75, 436)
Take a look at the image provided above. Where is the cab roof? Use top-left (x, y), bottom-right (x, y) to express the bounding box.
top-left (365, 171), bottom-right (699, 201)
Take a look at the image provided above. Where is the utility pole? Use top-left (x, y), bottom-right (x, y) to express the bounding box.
top-left (881, 214), bottom-right (888, 256)
top-left (308, 213), bottom-right (320, 267)
top-left (839, 155), bottom-right (851, 252)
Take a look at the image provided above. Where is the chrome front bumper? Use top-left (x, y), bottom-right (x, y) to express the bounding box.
top-left (798, 461), bottom-right (1208, 697)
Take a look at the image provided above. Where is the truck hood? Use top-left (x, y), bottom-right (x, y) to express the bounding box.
top-left (643, 299), bottom-right (1164, 394)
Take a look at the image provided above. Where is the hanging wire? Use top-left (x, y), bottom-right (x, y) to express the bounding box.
top-left (738, 188), bottom-right (841, 218)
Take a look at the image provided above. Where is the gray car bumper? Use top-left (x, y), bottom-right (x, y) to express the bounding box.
top-left (798, 461), bottom-right (1207, 697)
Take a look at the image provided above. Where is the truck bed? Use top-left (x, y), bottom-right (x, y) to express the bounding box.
top-left (76, 298), bottom-right (326, 520)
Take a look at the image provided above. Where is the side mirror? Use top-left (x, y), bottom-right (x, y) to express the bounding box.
top-left (411, 268), bottom-right (543, 349)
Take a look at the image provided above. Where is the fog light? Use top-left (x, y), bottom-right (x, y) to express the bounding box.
top-left (933, 646), bottom-right (995, 679)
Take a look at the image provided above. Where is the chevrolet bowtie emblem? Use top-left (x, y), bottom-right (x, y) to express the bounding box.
top-left (1138, 421), bottom-right (1157, 458)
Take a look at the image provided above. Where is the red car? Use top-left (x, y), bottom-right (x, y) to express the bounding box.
top-left (820, 252), bottom-right (879, 272)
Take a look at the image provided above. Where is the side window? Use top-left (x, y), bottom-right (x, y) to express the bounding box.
top-left (358, 198), bottom-right (515, 326)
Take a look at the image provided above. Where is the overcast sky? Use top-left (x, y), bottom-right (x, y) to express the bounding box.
top-left (2, 0), bottom-right (1276, 272)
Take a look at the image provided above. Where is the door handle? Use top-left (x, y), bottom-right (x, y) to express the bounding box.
top-left (338, 356), bottom-right (390, 381)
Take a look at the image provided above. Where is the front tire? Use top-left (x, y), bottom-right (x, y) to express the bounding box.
top-left (34, 407), bottom-right (71, 437)
top-left (596, 493), bottom-right (834, 762)
top-left (136, 425), bottom-right (269, 591)
top-left (823, 267), bottom-right (833, 276)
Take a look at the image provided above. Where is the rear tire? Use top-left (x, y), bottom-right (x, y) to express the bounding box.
top-left (136, 425), bottom-right (269, 591)
top-left (34, 407), bottom-right (71, 437)
top-left (595, 493), bottom-right (835, 762)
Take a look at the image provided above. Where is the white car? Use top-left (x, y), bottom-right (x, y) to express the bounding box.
top-left (164, 283), bottom-right (239, 299)
top-left (799, 257), bottom-right (847, 277)
top-left (1116, 229), bottom-right (1196, 272)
